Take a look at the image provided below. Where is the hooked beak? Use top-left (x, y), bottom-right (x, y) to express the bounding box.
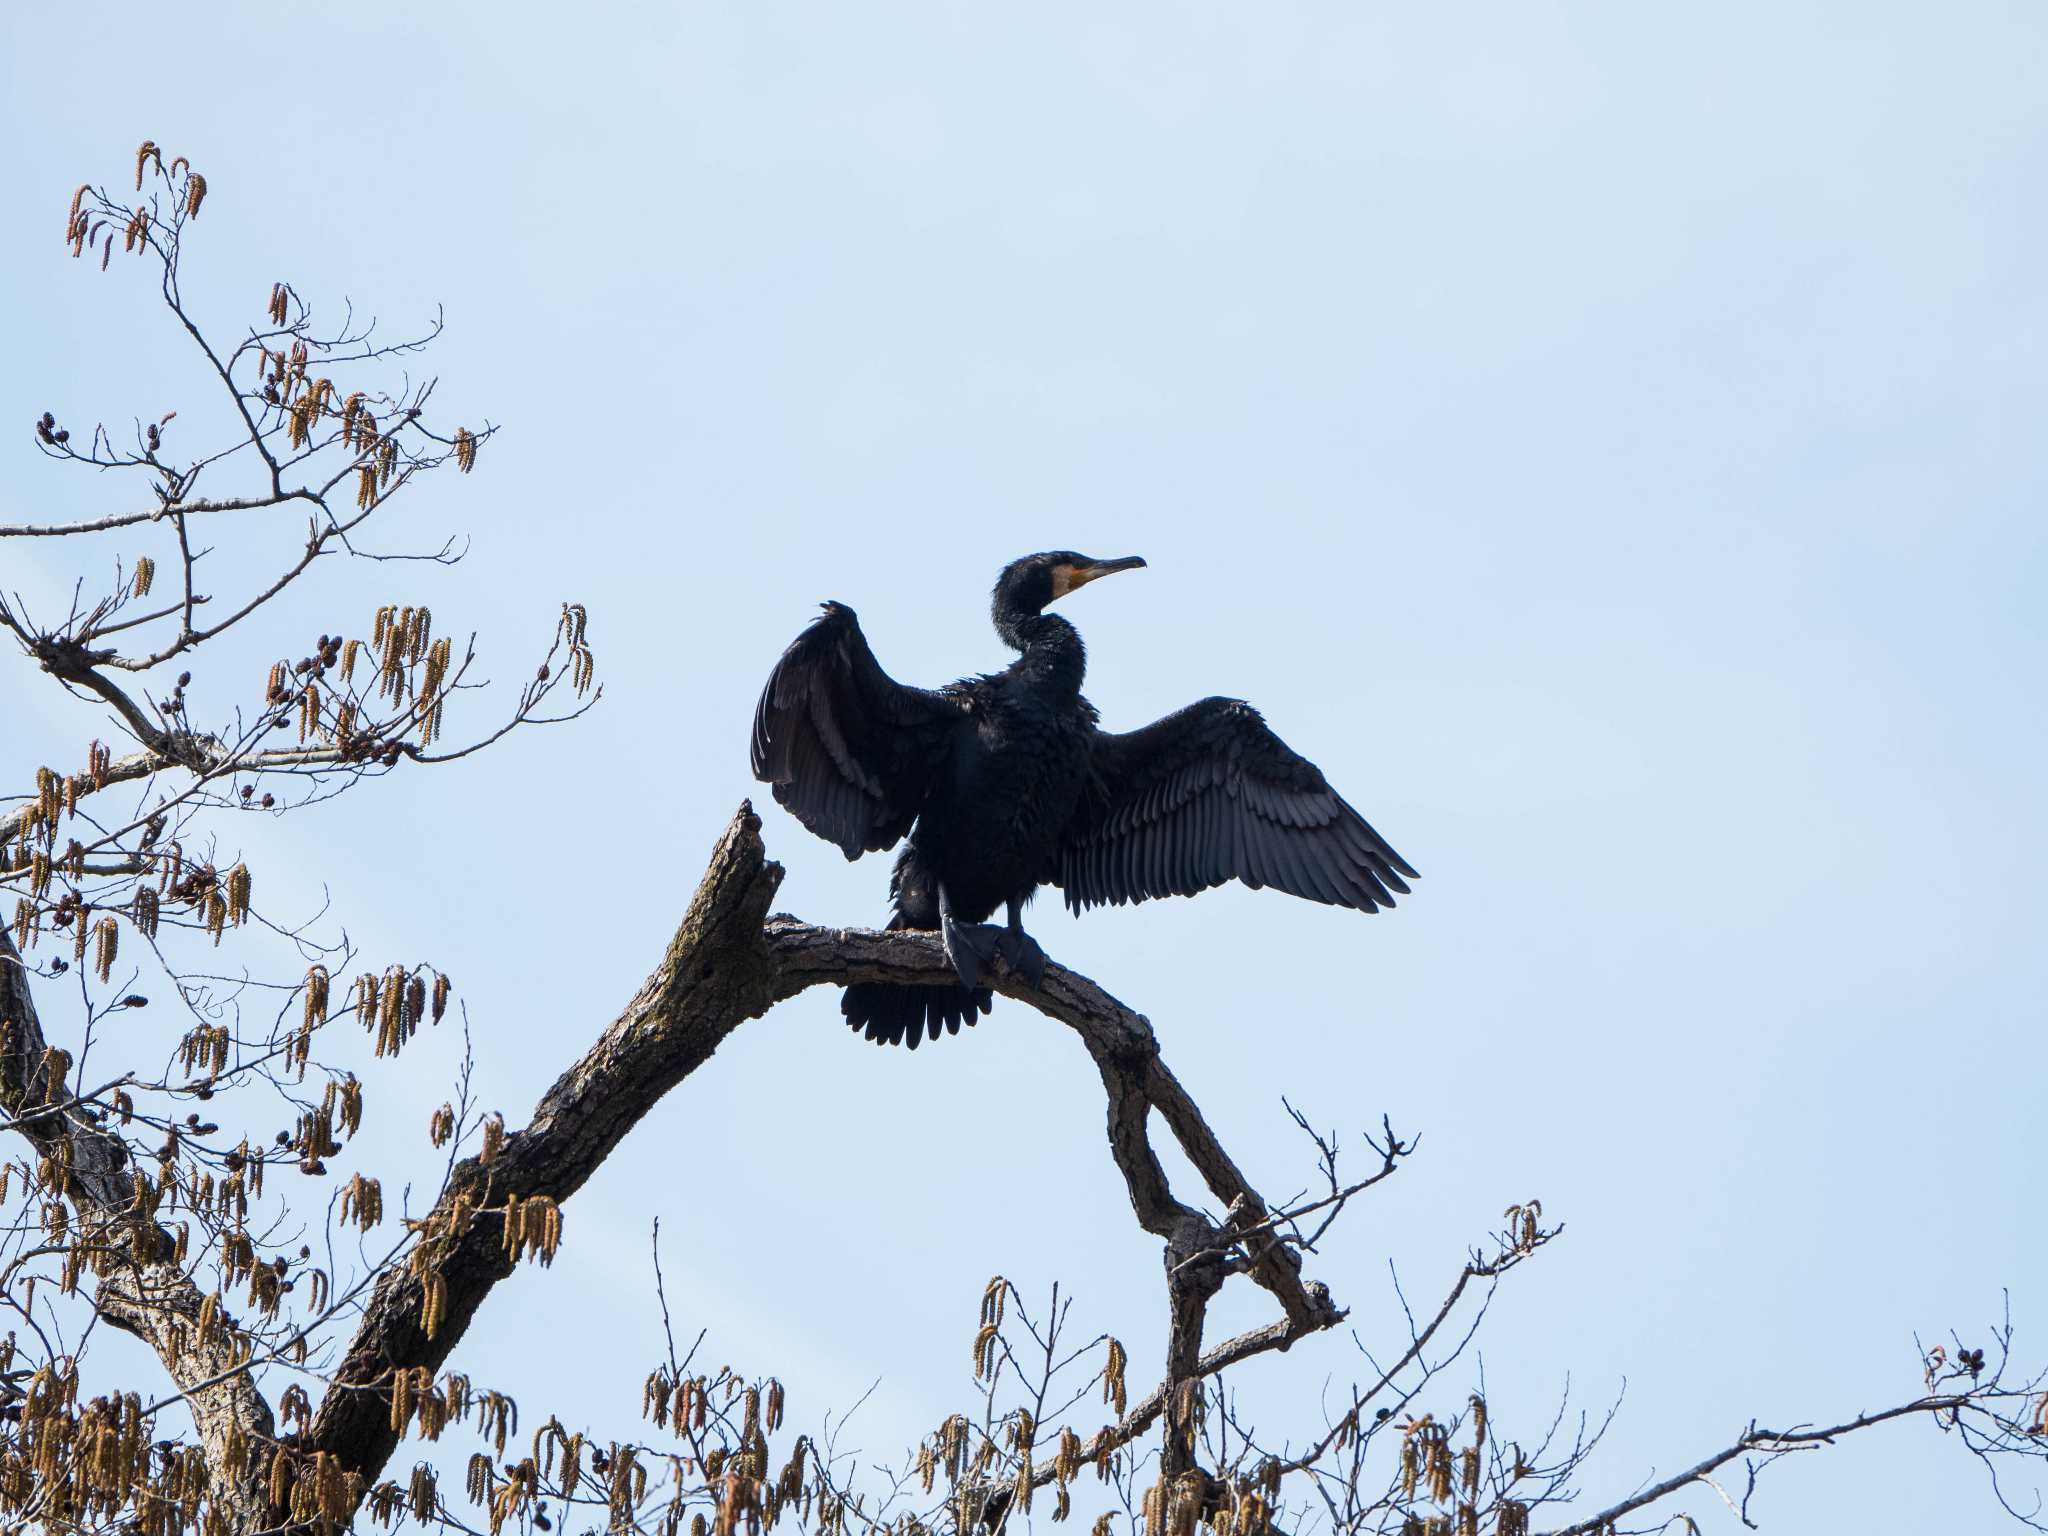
top-left (1058, 555), bottom-right (1147, 598)
top-left (1085, 555), bottom-right (1147, 579)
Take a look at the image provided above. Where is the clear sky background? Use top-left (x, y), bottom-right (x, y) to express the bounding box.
top-left (4, 4), bottom-right (2044, 1532)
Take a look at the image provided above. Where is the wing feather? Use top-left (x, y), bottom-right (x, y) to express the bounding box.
top-left (750, 602), bottom-right (968, 858)
top-left (1055, 697), bottom-right (1417, 914)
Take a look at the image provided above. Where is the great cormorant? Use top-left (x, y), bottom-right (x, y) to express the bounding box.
top-left (750, 552), bottom-right (1417, 1047)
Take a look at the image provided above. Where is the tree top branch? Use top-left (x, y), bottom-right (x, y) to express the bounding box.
top-left (301, 803), bottom-right (1344, 1501)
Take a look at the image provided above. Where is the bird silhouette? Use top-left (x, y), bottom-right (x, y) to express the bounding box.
top-left (751, 552), bottom-right (1416, 1047)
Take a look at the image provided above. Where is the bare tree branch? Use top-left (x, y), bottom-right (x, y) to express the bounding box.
top-left (0, 927), bottom-right (274, 1527)
top-left (296, 804), bottom-right (1348, 1517)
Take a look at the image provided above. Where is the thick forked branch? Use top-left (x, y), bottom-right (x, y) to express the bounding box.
top-left (765, 922), bottom-right (1339, 1331)
top-left (10, 798), bottom-right (2025, 1536)
top-left (304, 804), bottom-right (1344, 1503)
top-left (305, 807), bottom-right (787, 1483)
top-left (769, 913), bottom-right (1340, 1483)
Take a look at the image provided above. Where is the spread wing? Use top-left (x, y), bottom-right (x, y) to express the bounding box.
top-left (750, 602), bottom-right (969, 859)
top-left (1055, 697), bottom-right (1417, 913)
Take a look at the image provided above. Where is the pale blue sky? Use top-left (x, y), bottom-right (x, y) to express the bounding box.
top-left (4, 4), bottom-right (2045, 1531)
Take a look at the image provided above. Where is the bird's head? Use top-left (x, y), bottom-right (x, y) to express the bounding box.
top-left (992, 551), bottom-right (1148, 620)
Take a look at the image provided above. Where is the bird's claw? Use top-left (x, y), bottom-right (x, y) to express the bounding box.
top-left (942, 919), bottom-right (1050, 989)
top-left (942, 918), bottom-right (1004, 990)
top-left (998, 928), bottom-right (1049, 988)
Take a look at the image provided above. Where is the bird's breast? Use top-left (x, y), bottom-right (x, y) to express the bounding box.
top-left (913, 700), bottom-right (1093, 911)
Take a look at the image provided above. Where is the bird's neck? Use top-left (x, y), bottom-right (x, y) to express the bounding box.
top-left (995, 611), bottom-right (1087, 693)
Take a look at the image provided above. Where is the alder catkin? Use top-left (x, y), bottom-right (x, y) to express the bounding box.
top-left (93, 916), bottom-right (117, 982)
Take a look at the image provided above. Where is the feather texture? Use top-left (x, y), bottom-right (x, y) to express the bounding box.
top-left (749, 602), bottom-right (969, 859)
top-left (1054, 698), bottom-right (1416, 914)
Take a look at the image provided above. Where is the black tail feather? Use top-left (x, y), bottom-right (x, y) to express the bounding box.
top-left (845, 858), bottom-right (993, 1047)
top-left (841, 979), bottom-right (993, 1048)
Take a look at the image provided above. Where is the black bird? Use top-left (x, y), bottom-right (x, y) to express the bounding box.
top-left (750, 552), bottom-right (1417, 1048)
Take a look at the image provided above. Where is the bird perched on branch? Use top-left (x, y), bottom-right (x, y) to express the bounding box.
top-left (751, 552), bottom-right (1417, 1048)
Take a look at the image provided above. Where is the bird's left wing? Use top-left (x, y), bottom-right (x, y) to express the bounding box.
top-left (1054, 697), bottom-right (1417, 913)
top-left (750, 602), bottom-right (970, 859)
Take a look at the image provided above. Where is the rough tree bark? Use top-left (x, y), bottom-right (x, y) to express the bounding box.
top-left (8, 801), bottom-right (2038, 1536)
top-left (287, 803), bottom-right (1345, 1519)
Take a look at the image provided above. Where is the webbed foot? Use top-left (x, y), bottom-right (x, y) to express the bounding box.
top-left (997, 927), bottom-right (1050, 988)
top-left (941, 917), bottom-right (1005, 990)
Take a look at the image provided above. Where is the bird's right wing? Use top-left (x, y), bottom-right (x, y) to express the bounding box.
top-left (1055, 697), bottom-right (1417, 913)
top-left (750, 602), bottom-right (969, 859)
